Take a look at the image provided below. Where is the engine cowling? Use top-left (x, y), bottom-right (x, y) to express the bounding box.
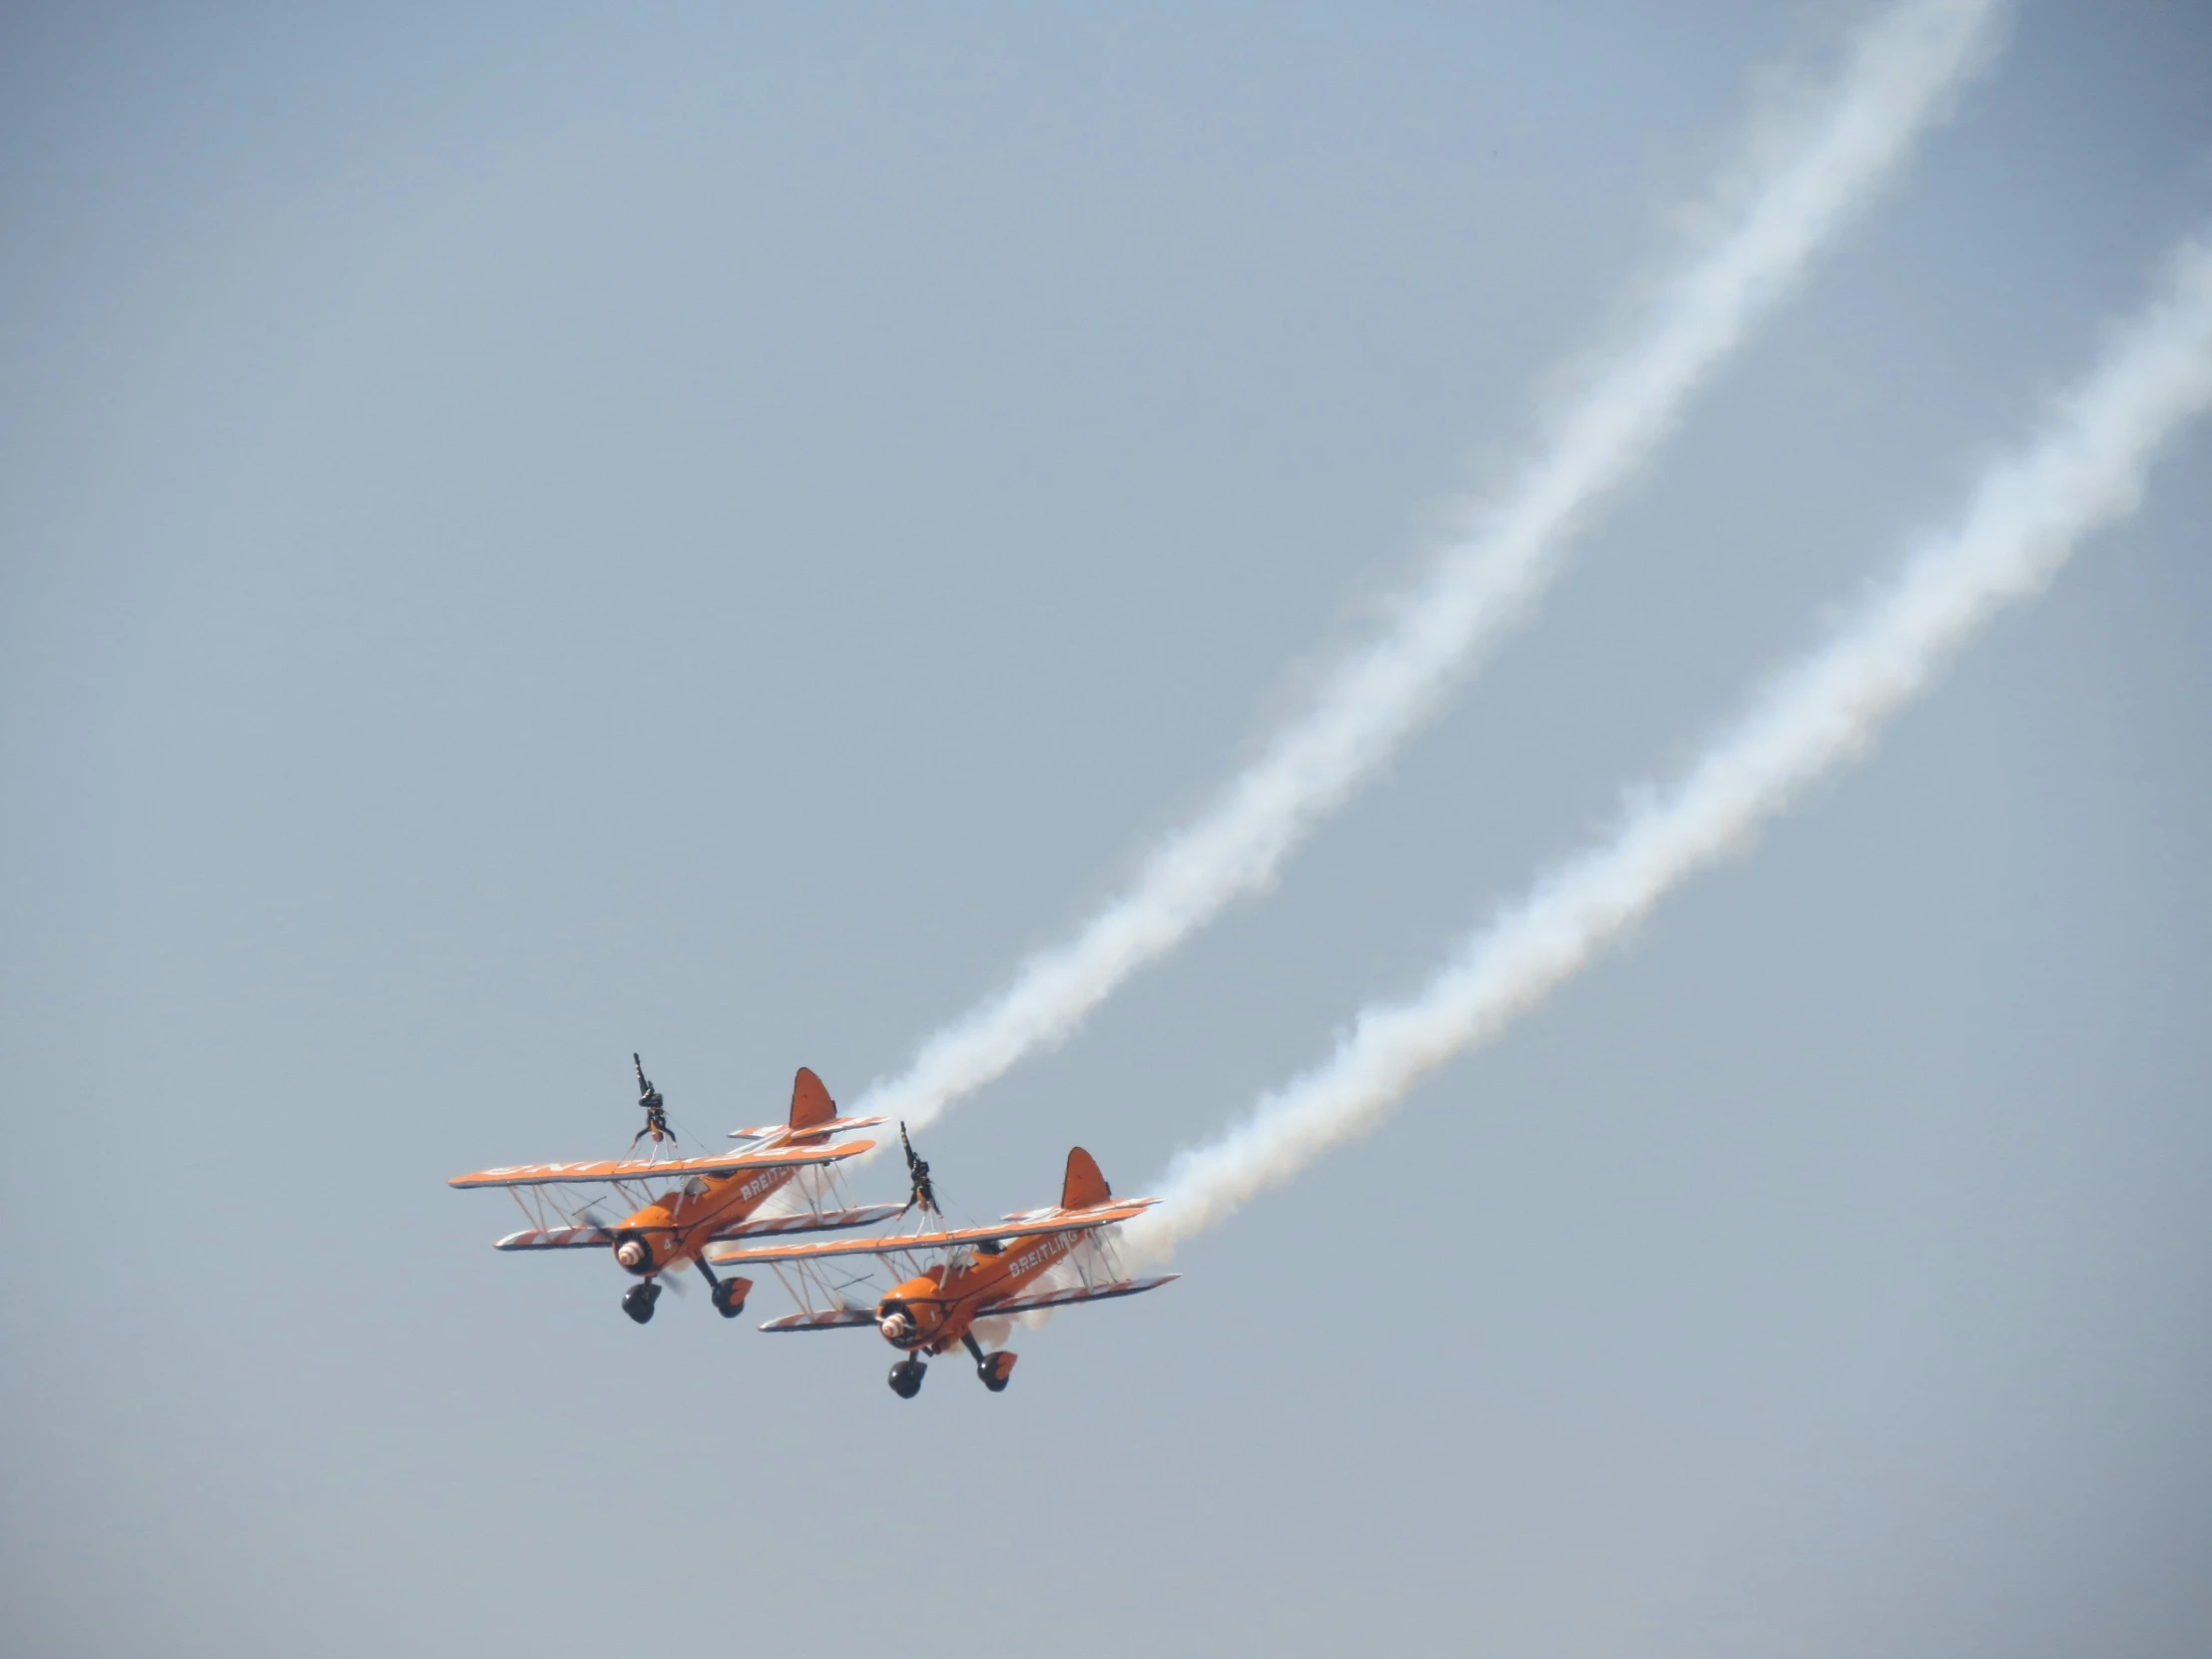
top-left (875, 1300), bottom-right (940, 1350)
top-left (876, 1273), bottom-right (948, 1350)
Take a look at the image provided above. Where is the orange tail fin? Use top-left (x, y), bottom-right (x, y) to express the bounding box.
top-left (1061, 1147), bottom-right (1112, 1211)
top-left (789, 1067), bottom-right (836, 1131)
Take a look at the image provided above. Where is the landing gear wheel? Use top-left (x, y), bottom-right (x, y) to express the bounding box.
top-left (621, 1281), bottom-right (662, 1325)
top-left (887, 1358), bottom-right (927, 1398)
top-left (960, 1331), bottom-right (1017, 1393)
top-left (710, 1277), bottom-right (749, 1320)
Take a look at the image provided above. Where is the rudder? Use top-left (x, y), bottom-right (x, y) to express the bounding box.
top-left (789, 1067), bottom-right (836, 1130)
top-left (1061, 1146), bottom-right (1111, 1211)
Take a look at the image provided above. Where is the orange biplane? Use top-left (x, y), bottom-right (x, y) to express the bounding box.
top-left (706, 1139), bottom-right (1176, 1395)
top-left (449, 1058), bottom-right (901, 1325)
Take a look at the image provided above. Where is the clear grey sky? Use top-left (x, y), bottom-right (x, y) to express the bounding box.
top-left (4, 4), bottom-right (2209, 1656)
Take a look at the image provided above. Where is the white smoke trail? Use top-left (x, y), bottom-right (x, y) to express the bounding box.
top-left (857, 0), bottom-right (2002, 1134)
top-left (1125, 234), bottom-right (2212, 1259)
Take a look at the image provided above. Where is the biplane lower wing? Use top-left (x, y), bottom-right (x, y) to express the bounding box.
top-left (494, 1226), bottom-right (620, 1251)
top-left (449, 1139), bottom-right (873, 1190)
top-left (709, 1203), bottom-right (906, 1243)
top-left (703, 1198), bottom-right (1158, 1268)
top-left (977, 1275), bottom-right (1180, 1317)
top-left (758, 1308), bottom-right (879, 1333)
top-left (756, 1276), bottom-right (1180, 1332)
top-left (490, 1202), bottom-right (905, 1251)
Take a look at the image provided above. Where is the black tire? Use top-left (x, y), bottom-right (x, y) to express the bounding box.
top-left (622, 1281), bottom-right (660, 1325)
top-left (980, 1354), bottom-right (1013, 1392)
top-left (711, 1279), bottom-right (746, 1320)
top-left (887, 1358), bottom-right (926, 1398)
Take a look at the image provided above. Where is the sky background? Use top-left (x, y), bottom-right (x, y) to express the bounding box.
top-left (4, 3), bottom-right (2211, 1655)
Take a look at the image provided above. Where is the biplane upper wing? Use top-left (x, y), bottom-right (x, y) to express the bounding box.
top-left (975, 1274), bottom-right (1180, 1317)
top-left (447, 1139), bottom-right (874, 1190)
top-left (703, 1198), bottom-right (1157, 1268)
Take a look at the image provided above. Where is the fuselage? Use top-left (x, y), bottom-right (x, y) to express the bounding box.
top-left (613, 1158), bottom-right (801, 1277)
top-left (875, 1221), bottom-right (1089, 1354)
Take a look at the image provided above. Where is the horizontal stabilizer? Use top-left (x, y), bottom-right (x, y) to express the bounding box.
top-left (758, 1308), bottom-right (879, 1333)
top-left (726, 1113), bottom-right (885, 1142)
top-left (709, 1203), bottom-right (906, 1243)
top-left (705, 1197), bottom-right (1159, 1269)
top-left (449, 1139), bottom-right (872, 1190)
top-left (978, 1275), bottom-right (1180, 1318)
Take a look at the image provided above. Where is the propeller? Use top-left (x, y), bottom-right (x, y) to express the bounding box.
top-left (900, 1122), bottom-right (939, 1216)
top-left (570, 1200), bottom-right (618, 1231)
